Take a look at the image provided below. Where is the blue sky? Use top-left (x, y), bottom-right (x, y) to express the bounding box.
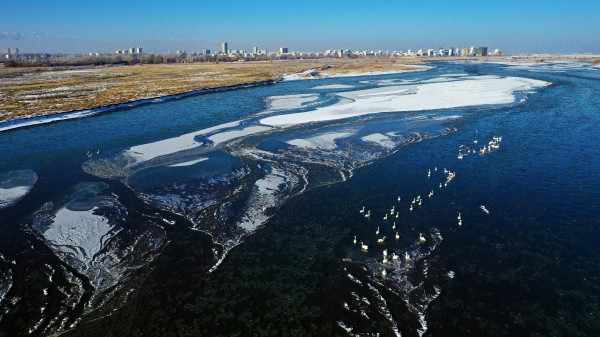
top-left (1, 0), bottom-right (599, 54)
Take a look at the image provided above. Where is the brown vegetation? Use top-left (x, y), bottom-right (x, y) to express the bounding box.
top-left (0, 59), bottom-right (427, 123)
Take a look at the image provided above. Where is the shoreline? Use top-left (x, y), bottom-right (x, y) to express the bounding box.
top-left (0, 80), bottom-right (279, 132)
top-left (0, 61), bottom-right (430, 132)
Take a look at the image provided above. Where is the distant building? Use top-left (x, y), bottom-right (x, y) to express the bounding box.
top-left (461, 47), bottom-right (470, 57)
top-left (221, 42), bottom-right (228, 54)
top-left (3, 47), bottom-right (19, 59)
top-left (417, 49), bottom-right (424, 56)
top-left (202, 49), bottom-right (210, 55)
top-left (279, 46), bottom-right (289, 54)
top-left (476, 47), bottom-right (488, 56)
top-left (253, 46), bottom-right (258, 54)
top-left (427, 49), bottom-right (434, 57)
top-left (3, 47), bottom-right (18, 55)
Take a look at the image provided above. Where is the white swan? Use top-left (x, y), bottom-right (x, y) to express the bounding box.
top-left (419, 233), bottom-right (426, 243)
top-left (353, 236), bottom-right (357, 245)
top-left (377, 236), bottom-right (386, 244)
top-left (395, 232), bottom-right (400, 240)
top-left (480, 205), bottom-right (490, 214)
top-left (361, 242), bottom-right (368, 251)
top-left (375, 226), bottom-right (380, 235)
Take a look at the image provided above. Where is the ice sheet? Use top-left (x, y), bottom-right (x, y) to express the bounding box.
top-left (311, 84), bottom-right (355, 90)
top-left (208, 125), bottom-right (272, 144)
top-left (0, 186), bottom-right (31, 209)
top-left (260, 76), bottom-right (550, 126)
top-left (43, 206), bottom-right (112, 263)
top-left (265, 93), bottom-right (321, 112)
top-left (287, 131), bottom-right (354, 150)
top-left (361, 133), bottom-right (395, 148)
top-left (0, 170), bottom-right (38, 209)
top-left (168, 157), bottom-right (208, 167)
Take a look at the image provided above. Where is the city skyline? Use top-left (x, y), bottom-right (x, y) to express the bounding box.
top-left (1, 0), bottom-right (600, 54)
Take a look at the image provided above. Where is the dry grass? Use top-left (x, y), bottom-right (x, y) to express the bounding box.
top-left (0, 59), bottom-right (428, 123)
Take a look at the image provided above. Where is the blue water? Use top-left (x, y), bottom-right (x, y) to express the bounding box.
top-left (0, 61), bottom-right (599, 336)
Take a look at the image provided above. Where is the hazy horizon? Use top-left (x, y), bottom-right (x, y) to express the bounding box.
top-left (2, 0), bottom-right (599, 55)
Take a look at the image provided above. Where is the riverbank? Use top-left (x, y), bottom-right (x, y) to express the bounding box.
top-left (0, 59), bottom-right (428, 128)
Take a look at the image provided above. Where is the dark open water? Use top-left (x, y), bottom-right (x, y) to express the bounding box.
top-left (0, 61), bottom-right (599, 336)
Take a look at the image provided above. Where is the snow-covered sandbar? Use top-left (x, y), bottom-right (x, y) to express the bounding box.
top-left (260, 76), bottom-right (550, 126)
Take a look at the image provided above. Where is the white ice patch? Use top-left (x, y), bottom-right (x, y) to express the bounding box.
top-left (287, 132), bottom-right (354, 150)
top-left (168, 157), bottom-right (209, 167)
top-left (495, 60), bottom-right (596, 73)
top-left (208, 125), bottom-right (272, 145)
top-left (0, 170), bottom-right (38, 209)
top-left (32, 182), bottom-right (166, 312)
top-left (361, 133), bottom-right (395, 148)
top-left (0, 186), bottom-right (31, 209)
top-left (42, 206), bottom-right (112, 263)
top-left (282, 69), bottom-right (317, 81)
top-left (311, 84), bottom-right (355, 90)
top-left (264, 93), bottom-right (321, 112)
top-left (259, 76), bottom-right (550, 126)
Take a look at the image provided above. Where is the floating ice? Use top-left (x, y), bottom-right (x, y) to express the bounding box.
top-left (361, 133), bottom-right (395, 148)
top-left (311, 84), bottom-right (355, 90)
top-left (31, 182), bottom-right (166, 308)
top-left (0, 169), bottom-right (38, 209)
top-left (264, 93), bottom-right (321, 112)
top-left (208, 125), bottom-right (272, 145)
top-left (287, 131), bottom-right (354, 150)
top-left (168, 157), bottom-right (209, 167)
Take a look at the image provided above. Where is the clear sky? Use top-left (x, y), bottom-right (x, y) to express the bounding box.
top-left (1, 0), bottom-right (599, 54)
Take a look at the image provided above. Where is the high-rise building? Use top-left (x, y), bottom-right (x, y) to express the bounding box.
top-left (461, 47), bottom-right (470, 57)
top-left (476, 47), bottom-right (488, 56)
top-left (253, 46), bottom-right (258, 54)
top-left (279, 46), bottom-right (288, 54)
top-left (221, 42), bottom-right (228, 54)
top-left (3, 47), bottom-right (18, 55)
